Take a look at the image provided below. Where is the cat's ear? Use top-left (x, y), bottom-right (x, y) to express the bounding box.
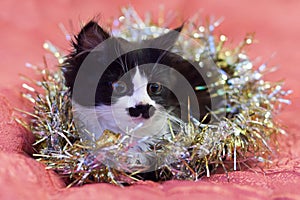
top-left (74, 20), bottom-right (110, 52)
top-left (147, 25), bottom-right (183, 50)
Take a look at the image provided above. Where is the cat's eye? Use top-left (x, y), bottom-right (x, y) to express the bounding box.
top-left (148, 82), bottom-right (162, 95)
top-left (112, 81), bottom-right (127, 95)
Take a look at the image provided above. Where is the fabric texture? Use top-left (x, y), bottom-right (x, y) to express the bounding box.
top-left (0, 0), bottom-right (299, 199)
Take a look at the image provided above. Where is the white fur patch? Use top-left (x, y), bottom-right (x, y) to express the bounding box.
top-left (128, 66), bottom-right (156, 107)
top-left (73, 66), bottom-right (169, 142)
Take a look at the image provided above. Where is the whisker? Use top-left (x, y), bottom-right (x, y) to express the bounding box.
top-left (113, 42), bottom-right (127, 73)
top-left (151, 50), bottom-right (169, 76)
top-left (124, 53), bottom-right (129, 72)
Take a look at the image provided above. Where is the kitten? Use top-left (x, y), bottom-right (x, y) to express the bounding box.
top-left (62, 21), bottom-right (211, 144)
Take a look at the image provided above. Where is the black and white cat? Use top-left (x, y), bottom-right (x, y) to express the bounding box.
top-left (62, 21), bottom-right (211, 144)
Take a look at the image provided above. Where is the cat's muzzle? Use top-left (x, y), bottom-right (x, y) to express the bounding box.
top-left (127, 104), bottom-right (156, 119)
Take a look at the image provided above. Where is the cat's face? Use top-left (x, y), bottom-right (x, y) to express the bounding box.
top-left (94, 63), bottom-right (172, 138)
top-left (63, 21), bottom-right (210, 140)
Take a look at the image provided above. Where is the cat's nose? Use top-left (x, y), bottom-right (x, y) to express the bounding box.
top-left (127, 104), bottom-right (155, 119)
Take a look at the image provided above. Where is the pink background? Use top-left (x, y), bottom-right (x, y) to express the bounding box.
top-left (0, 0), bottom-right (300, 199)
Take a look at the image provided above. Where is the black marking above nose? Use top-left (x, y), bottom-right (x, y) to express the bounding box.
top-left (127, 104), bottom-right (156, 119)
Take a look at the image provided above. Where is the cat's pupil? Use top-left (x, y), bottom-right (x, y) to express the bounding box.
top-left (148, 83), bottom-right (162, 95)
top-left (112, 81), bottom-right (127, 95)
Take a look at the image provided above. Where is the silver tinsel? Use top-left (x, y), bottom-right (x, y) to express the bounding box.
top-left (18, 6), bottom-right (291, 187)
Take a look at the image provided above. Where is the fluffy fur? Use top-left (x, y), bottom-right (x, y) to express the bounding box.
top-left (62, 21), bottom-right (210, 141)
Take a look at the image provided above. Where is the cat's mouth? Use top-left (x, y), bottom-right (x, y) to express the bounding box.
top-left (131, 116), bottom-right (148, 124)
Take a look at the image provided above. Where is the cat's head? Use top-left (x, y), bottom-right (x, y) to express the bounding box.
top-left (63, 20), bottom-right (210, 139)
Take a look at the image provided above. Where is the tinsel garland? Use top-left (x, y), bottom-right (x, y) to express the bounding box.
top-left (18, 7), bottom-right (291, 187)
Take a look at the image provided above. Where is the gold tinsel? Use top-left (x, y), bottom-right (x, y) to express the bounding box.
top-left (18, 7), bottom-right (291, 187)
